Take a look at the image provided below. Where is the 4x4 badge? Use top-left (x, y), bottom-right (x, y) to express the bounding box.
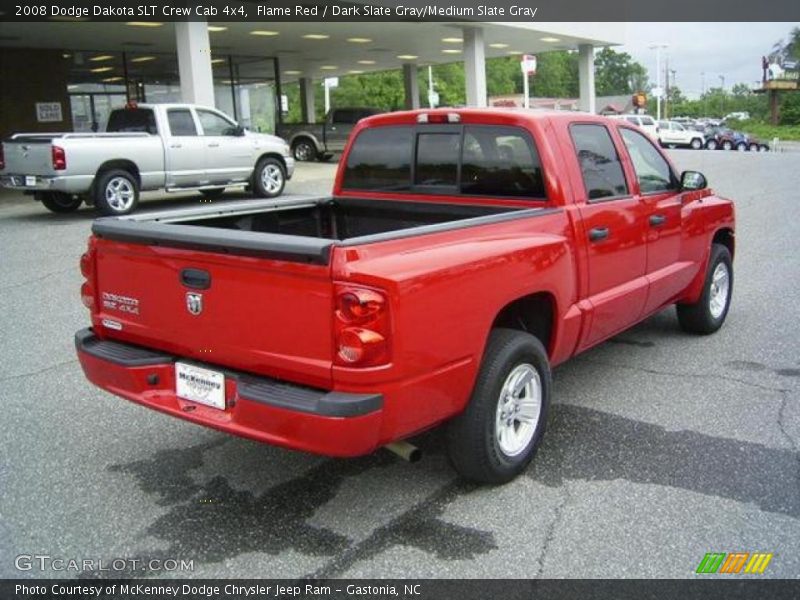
top-left (186, 292), bottom-right (203, 316)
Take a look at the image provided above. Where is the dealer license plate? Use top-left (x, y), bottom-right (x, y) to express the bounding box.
top-left (25, 176), bottom-right (36, 186)
top-left (175, 362), bottom-right (226, 410)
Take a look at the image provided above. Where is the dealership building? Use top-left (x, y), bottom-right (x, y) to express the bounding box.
top-left (0, 18), bottom-right (623, 138)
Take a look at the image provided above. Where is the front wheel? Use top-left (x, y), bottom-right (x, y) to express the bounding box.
top-left (292, 139), bottom-right (318, 162)
top-left (39, 192), bottom-right (82, 213)
top-left (759, 144), bottom-right (769, 153)
top-left (706, 139), bottom-right (718, 150)
top-left (676, 244), bottom-right (733, 334)
top-left (722, 140), bottom-right (733, 151)
top-left (252, 157), bottom-right (286, 198)
top-left (736, 142), bottom-right (747, 152)
top-left (749, 143), bottom-right (759, 152)
top-left (94, 169), bottom-right (139, 216)
top-left (446, 329), bottom-right (551, 484)
top-left (690, 138), bottom-right (703, 150)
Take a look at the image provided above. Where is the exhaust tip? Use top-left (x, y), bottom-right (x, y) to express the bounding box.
top-left (384, 441), bottom-right (422, 463)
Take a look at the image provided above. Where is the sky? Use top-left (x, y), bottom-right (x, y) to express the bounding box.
top-left (617, 22), bottom-right (798, 98)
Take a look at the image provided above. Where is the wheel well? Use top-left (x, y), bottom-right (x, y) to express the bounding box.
top-left (256, 152), bottom-right (287, 172)
top-left (491, 293), bottom-right (555, 356)
top-left (95, 160), bottom-right (140, 187)
top-left (292, 135), bottom-right (318, 151)
top-left (713, 228), bottom-right (735, 260)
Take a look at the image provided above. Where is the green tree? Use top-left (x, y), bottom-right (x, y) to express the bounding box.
top-left (595, 47), bottom-right (650, 95)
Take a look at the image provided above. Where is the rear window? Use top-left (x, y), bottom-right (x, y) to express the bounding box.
top-left (342, 126), bottom-right (412, 191)
top-left (570, 124), bottom-right (628, 200)
top-left (342, 123), bottom-right (546, 199)
top-left (107, 108), bottom-right (157, 134)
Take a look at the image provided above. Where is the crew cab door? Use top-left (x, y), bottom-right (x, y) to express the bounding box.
top-left (568, 123), bottom-right (649, 349)
top-left (163, 107), bottom-right (208, 188)
top-left (618, 126), bottom-right (693, 313)
top-left (195, 108), bottom-right (253, 184)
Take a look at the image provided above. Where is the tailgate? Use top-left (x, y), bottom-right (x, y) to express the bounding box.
top-left (93, 238), bottom-right (334, 389)
top-left (2, 140), bottom-right (55, 175)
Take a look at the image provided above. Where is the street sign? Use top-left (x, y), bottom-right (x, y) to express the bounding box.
top-left (428, 91), bottom-right (440, 107)
top-left (521, 54), bottom-right (537, 75)
top-left (324, 77), bottom-right (339, 88)
top-left (652, 86), bottom-right (664, 99)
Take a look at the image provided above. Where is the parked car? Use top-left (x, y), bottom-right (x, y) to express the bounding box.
top-left (75, 109), bottom-right (735, 484)
top-left (657, 120), bottom-right (706, 149)
top-left (609, 114), bottom-right (659, 140)
top-left (704, 127), bottom-right (768, 151)
top-left (0, 103), bottom-right (293, 215)
top-left (277, 107), bottom-right (382, 162)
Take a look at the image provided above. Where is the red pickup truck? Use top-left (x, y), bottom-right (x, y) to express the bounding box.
top-left (75, 109), bottom-right (735, 484)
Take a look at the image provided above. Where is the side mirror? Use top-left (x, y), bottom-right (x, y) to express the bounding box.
top-left (234, 124), bottom-right (246, 137)
top-left (680, 170), bottom-right (707, 191)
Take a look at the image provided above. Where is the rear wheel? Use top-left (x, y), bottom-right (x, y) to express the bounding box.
top-left (93, 169), bottom-right (139, 216)
top-left (722, 140), bottom-right (733, 151)
top-left (690, 138), bottom-right (703, 150)
top-left (292, 138), bottom-right (317, 162)
top-left (677, 244), bottom-right (733, 335)
top-left (749, 143), bottom-right (759, 152)
top-left (446, 329), bottom-right (551, 484)
top-left (736, 142), bottom-right (747, 152)
top-left (252, 157), bottom-right (286, 198)
top-left (39, 192), bottom-right (82, 213)
top-left (705, 139), bottom-right (718, 150)
top-left (759, 144), bottom-right (769, 152)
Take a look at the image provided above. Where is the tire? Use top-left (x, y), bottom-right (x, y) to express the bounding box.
top-left (39, 192), bottom-right (82, 213)
top-left (93, 169), bottom-right (139, 216)
top-left (292, 138), bottom-right (318, 162)
top-left (667, 143), bottom-right (677, 149)
top-left (722, 140), bottom-right (733, 151)
top-left (676, 244), bottom-right (733, 335)
top-left (705, 139), bottom-right (718, 150)
top-left (749, 143), bottom-right (759, 152)
top-left (759, 144), bottom-right (769, 152)
top-left (736, 142), bottom-right (747, 152)
top-left (201, 187), bottom-right (225, 199)
top-left (446, 328), bottom-right (551, 484)
top-left (252, 157), bottom-right (286, 198)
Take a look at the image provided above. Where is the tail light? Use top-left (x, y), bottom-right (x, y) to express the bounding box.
top-left (0, 144), bottom-right (5, 170)
top-left (52, 146), bottom-right (66, 170)
top-left (80, 237), bottom-right (97, 310)
top-left (334, 286), bottom-right (391, 367)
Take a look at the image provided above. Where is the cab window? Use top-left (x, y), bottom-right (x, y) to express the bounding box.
top-left (569, 124), bottom-right (629, 201)
top-left (620, 127), bottom-right (676, 194)
top-left (167, 109), bottom-right (197, 136)
top-left (196, 110), bottom-right (237, 136)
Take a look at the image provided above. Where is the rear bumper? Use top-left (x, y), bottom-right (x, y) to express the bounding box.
top-left (75, 328), bottom-right (383, 457)
top-left (1, 173), bottom-right (92, 193)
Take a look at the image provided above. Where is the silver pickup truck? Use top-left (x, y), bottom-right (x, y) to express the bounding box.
top-left (277, 107), bottom-right (381, 162)
top-left (0, 103), bottom-right (294, 216)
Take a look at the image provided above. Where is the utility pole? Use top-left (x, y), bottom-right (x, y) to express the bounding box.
top-left (719, 74), bottom-right (725, 116)
top-left (664, 58), bottom-right (670, 119)
top-left (649, 43), bottom-right (668, 120)
top-left (701, 72), bottom-right (706, 116)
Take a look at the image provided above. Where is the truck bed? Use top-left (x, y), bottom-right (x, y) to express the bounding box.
top-left (92, 196), bottom-right (538, 265)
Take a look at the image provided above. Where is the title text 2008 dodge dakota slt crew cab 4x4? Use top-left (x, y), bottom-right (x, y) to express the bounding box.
top-left (75, 109), bottom-right (735, 483)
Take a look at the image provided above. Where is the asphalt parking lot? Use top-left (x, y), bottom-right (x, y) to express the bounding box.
top-left (1, 151), bottom-right (798, 579)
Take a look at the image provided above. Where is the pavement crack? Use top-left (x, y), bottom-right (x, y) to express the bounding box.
top-left (0, 267), bottom-right (74, 292)
top-left (0, 359), bottom-right (77, 382)
top-left (579, 359), bottom-right (790, 394)
top-left (533, 483), bottom-right (570, 579)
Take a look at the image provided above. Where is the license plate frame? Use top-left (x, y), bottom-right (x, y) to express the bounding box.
top-left (175, 362), bottom-right (226, 410)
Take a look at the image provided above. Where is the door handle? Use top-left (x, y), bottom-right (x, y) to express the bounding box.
top-left (207, 142), bottom-right (220, 148)
top-left (588, 227), bottom-right (609, 242)
top-left (170, 143), bottom-right (182, 149)
top-left (649, 214), bottom-right (667, 227)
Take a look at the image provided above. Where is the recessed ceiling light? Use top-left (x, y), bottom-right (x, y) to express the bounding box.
top-left (130, 56), bottom-right (156, 63)
top-left (102, 77), bottom-right (123, 82)
top-left (62, 53), bottom-right (72, 59)
top-left (90, 67), bottom-right (114, 73)
top-left (442, 49), bottom-right (462, 54)
top-left (90, 55), bottom-right (114, 62)
top-left (357, 60), bottom-right (377, 65)
top-left (441, 37), bottom-right (463, 43)
top-left (303, 34), bottom-right (330, 40)
top-left (126, 21), bottom-right (164, 27)
top-left (320, 65), bottom-right (338, 70)
top-left (284, 70), bottom-right (302, 75)
top-left (347, 37), bottom-right (372, 43)
top-left (251, 30), bottom-right (280, 36)
top-left (396, 54), bottom-right (418, 60)
top-left (541, 37), bottom-right (561, 43)
top-left (507, 50), bottom-right (524, 55)
top-left (211, 58), bottom-right (226, 64)
top-left (348, 70), bottom-right (365, 74)
top-left (489, 43), bottom-right (510, 49)
top-left (207, 26), bottom-right (227, 32)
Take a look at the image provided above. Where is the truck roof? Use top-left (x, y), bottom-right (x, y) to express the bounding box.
top-left (359, 107), bottom-right (610, 128)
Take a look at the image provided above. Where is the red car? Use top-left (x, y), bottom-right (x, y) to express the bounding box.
top-left (76, 109), bottom-right (735, 483)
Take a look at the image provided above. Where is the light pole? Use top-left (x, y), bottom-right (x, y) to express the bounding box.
top-left (701, 72), bottom-right (706, 116)
top-left (719, 75), bottom-right (725, 116)
top-left (649, 43), bottom-right (668, 120)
